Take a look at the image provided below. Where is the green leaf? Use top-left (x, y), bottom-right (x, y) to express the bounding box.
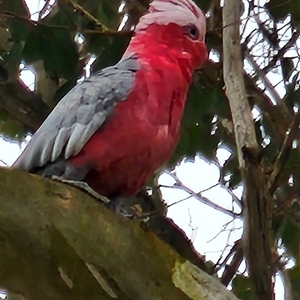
top-left (2, 0), bottom-right (32, 41)
top-left (22, 26), bottom-right (79, 79)
top-left (65, 0), bottom-right (123, 29)
top-left (254, 119), bottom-right (264, 145)
top-left (195, 0), bottom-right (213, 12)
top-left (8, 19), bottom-right (33, 42)
top-left (2, 0), bottom-right (30, 16)
top-left (0, 120), bottom-right (27, 141)
top-left (3, 42), bottom-right (24, 65)
top-left (169, 119), bottom-right (220, 167)
top-left (168, 84), bottom-right (231, 167)
top-left (90, 35), bottom-right (130, 71)
top-left (51, 0), bottom-right (81, 27)
top-left (284, 74), bottom-right (300, 111)
top-left (220, 154), bottom-right (241, 189)
top-left (53, 78), bottom-right (78, 105)
top-left (285, 149), bottom-right (300, 173)
top-left (182, 84), bottom-right (230, 128)
top-left (0, 109), bottom-right (9, 121)
top-left (22, 29), bottom-right (44, 63)
top-left (265, 0), bottom-right (300, 26)
top-left (232, 275), bottom-right (252, 300)
top-left (281, 58), bottom-right (294, 82)
top-left (206, 32), bottom-right (222, 53)
top-left (273, 215), bottom-right (300, 258)
top-left (170, 129), bottom-right (190, 166)
top-left (42, 29), bottom-right (79, 79)
top-left (98, 1), bottom-right (119, 28)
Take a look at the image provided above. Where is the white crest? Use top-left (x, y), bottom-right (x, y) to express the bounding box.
top-left (135, 0), bottom-right (206, 41)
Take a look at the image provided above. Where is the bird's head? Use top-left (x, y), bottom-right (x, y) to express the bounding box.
top-left (133, 0), bottom-right (207, 70)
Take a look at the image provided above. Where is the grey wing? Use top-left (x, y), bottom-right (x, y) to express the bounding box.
top-left (13, 56), bottom-right (139, 171)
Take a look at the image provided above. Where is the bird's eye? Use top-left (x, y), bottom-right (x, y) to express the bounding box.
top-left (184, 24), bottom-right (199, 40)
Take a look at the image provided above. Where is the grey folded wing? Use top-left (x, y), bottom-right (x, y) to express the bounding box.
top-left (13, 56), bottom-right (139, 171)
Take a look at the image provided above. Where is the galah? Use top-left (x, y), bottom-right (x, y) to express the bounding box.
top-left (13, 0), bottom-right (207, 199)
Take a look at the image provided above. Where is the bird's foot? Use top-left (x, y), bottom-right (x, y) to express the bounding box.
top-left (52, 176), bottom-right (110, 203)
top-left (106, 193), bottom-right (157, 221)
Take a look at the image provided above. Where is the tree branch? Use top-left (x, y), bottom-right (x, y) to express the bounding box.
top-left (244, 74), bottom-right (292, 142)
top-left (245, 48), bottom-right (282, 104)
top-left (61, 0), bottom-right (109, 31)
top-left (269, 110), bottom-right (300, 194)
top-left (0, 80), bottom-right (49, 132)
top-left (223, 1), bottom-right (275, 299)
top-left (222, 4), bottom-right (258, 168)
top-left (258, 29), bottom-right (300, 79)
top-left (0, 10), bottom-right (130, 36)
top-left (0, 168), bottom-right (239, 300)
top-left (220, 242), bottom-right (243, 287)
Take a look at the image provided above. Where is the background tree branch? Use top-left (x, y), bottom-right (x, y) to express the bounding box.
top-left (0, 79), bottom-right (48, 133)
top-left (223, 1), bottom-right (275, 299)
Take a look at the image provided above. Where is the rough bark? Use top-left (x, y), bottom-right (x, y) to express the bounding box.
top-left (0, 168), bottom-right (239, 300)
top-left (222, 1), bottom-right (274, 300)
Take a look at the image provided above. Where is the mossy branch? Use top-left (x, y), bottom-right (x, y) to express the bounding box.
top-left (0, 168), bottom-right (239, 300)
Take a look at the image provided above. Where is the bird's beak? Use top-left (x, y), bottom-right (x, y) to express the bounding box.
top-left (194, 42), bottom-right (208, 70)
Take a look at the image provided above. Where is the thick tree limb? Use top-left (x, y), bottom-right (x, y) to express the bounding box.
top-left (223, 1), bottom-right (275, 300)
top-left (0, 168), bottom-right (239, 300)
top-left (222, 10), bottom-right (258, 167)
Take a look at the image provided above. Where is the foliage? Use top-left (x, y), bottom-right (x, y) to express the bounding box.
top-left (0, 0), bottom-right (299, 299)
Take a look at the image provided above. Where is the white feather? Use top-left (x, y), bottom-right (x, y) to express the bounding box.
top-left (135, 0), bottom-right (206, 40)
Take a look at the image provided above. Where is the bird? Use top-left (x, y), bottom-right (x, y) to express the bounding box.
top-left (13, 0), bottom-right (207, 201)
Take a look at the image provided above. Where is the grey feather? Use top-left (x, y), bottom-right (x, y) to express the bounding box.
top-left (13, 56), bottom-right (139, 171)
top-left (52, 127), bottom-right (71, 161)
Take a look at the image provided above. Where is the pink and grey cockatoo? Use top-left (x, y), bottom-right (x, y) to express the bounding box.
top-left (13, 0), bottom-right (207, 199)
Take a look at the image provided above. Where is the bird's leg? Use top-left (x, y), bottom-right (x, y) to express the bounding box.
top-left (105, 191), bottom-right (156, 221)
top-left (52, 176), bottom-right (110, 203)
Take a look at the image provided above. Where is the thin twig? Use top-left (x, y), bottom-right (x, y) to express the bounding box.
top-left (0, 159), bottom-right (9, 166)
top-left (63, 0), bottom-right (107, 29)
top-left (0, 11), bottom-right (130, 36)
top-left (245, 48), bottom-right (282, 104)
top-left (38, 0), bottom-right (54, 20)
top-left (206, 219), bottom-right (241, 244)
top-left (273, 188), bottom-right (300, 216)
top-left (220, 185), bottom-right (243, 210)
top-left (269, 110), bottom-right (300, 194)
top-left (209, 0), bottom-right (296, 33)
top-left (159, 172), bottom-right (240, 218)
top-left (215, 238), bottom-right (241, 271)
top-left (255, 30), bottom-right (300, 80)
